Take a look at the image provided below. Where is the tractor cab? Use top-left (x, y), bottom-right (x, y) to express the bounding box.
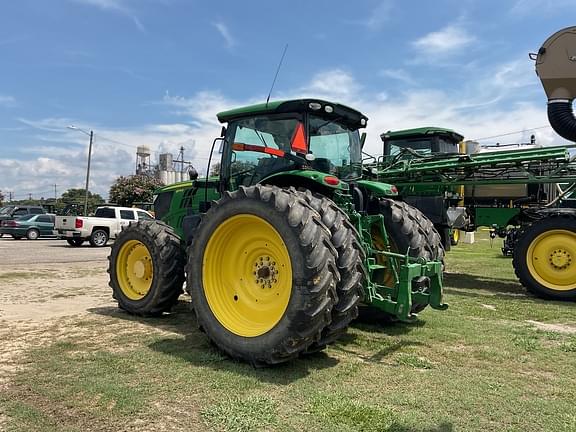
top-left (380, 127), bottom-right (463, 162)
top-left (217, 99), bottom-right (367, 191)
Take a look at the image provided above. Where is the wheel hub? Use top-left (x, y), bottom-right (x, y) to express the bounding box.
top-left (133, 257), bottom-right (151, 279)
top-left (253, 256), bottom-right (278, 288)
top-left (549, 249), bottom-right (571, 270)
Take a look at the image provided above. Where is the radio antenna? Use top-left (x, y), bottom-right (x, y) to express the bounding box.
top-left (266, 44), bottom-right (288, 107)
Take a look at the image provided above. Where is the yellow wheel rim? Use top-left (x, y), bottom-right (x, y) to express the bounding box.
top-left (202, 214), bottom-right (292, 337)
top-left (453, 229), bottom-right (460, 243)
top-left (526, 229), bottom-right (576, 291)
top-left (371, 225), bottom-right (397, 287)
top-left (116, 240), bottom-right (154, 300)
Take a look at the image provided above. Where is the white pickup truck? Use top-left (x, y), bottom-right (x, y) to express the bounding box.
top-left (54, 206), bottom-right (154, 247)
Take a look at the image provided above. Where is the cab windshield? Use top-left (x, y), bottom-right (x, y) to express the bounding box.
top-left (308, 115), bottom-right (362, 180)
top-left (223, 114), bottom-right (363, 188)
top-left (224, 116), bottom-right (297, 188)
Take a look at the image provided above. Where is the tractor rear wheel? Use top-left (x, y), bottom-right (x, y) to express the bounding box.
top-left (187, 185), bottom-right (338, 366)
top-left (297, 190), bottom-right (366, 351)
top-left (513, 214), bottom-right (576, 300)
top-left (376, 199), bottom-right (445, 313)
top-left (450, 229), bottom-right (460, 246)
top-left (108, 220), bottom-right (185, 316)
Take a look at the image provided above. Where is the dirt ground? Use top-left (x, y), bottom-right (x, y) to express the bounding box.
top-left (0, 238), bottom-right (114, 386)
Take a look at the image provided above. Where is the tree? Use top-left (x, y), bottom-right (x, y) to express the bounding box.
top-left (210, 161), bottom-right (254, 177)
top-left (0, 190), bottom-right (4, 206)
top-left (109, 175), bottom-right (163, 207)
top-left (59, 188), bottom-right (105, 215)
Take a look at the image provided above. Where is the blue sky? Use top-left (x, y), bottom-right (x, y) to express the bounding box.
top-left (0, 0), bottom-right (574, 199)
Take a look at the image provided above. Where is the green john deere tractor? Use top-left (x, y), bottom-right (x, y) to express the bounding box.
top-left (108, 99), bottom-right (446, 366)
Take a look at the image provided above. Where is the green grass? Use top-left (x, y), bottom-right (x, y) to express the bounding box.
top-left (2, 231), bottom-right (575, 431)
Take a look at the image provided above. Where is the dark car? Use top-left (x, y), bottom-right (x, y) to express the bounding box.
top-left (0, 205), bottom-right (45, 222)
top-left (0, 214), bottom-right (55, 240)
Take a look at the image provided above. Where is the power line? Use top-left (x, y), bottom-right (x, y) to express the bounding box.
top-left (470, 125), bottom-right (551, 142)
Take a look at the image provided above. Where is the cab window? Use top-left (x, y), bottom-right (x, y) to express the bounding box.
top-left (137, 211), bottom-right (153, 221)
top-left (225, 116), bottom-right (298, 187)
top-left (120, 210), bottom-right (136, 220)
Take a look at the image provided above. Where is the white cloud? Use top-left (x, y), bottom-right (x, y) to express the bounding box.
top-left (212, 21), bottom-right (236, 49)
top-left (365, 1), bottom-right (394, 31)
top-left (71, 0), bottom-right (128, 12)
top-left (0, 95), bottom-right (16, 107)
top-left (379, 69), bottom-right (417, 86)
top-left (69, 0), bottom-right (146, 32)
top-left (296, 69), bottom-right (360, 99)
top-left (412, 25), bottom-right (475, 55)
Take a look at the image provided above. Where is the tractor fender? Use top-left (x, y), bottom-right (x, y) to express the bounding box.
top-left (261, 170), bottom-right (349, 196)
top-left (355, 179), bottom-right (398, 197)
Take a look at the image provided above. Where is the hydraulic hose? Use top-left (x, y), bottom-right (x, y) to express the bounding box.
top-left (547, 99), bottom-right (576, 142)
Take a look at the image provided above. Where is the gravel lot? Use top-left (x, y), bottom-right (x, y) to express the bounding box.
top-left (0, 237), bottom-right (116, 385)
top-left (0, 237), bottom-right (110, 266)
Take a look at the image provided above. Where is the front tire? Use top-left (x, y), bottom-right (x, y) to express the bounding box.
top-left (513, 214), bottom-right (576, 300)
top-left (89, 229), bottom-right (109, 247)
top-left (187, 185), bottom-right (338, 366)
top-left (376, 199), bottom-right (445, 314)
top-left (26, 229), bottom-right (40, 240)
top-left (450, 229), bottom-right (460, 246)
top-left (108, 220), bottom-right (185, 316)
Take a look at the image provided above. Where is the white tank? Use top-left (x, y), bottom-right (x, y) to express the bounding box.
top-left (137, 145), bottom-right (151, 157)
top-left (159, 170), bottom-right (168, 185)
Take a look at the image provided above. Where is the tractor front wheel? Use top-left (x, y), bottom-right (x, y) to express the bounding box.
top-left (513, 214), bottom-right (576, 300)
top-left (187, 185), bottom-right (338, 366)
top-left (376, 199), bottom-right (445, 314)
top-left (108, 220), bottom-right (185, 316)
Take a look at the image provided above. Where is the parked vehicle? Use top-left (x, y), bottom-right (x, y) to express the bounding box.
top-left (0, 205), bottom-right (45, 223)
top-left (54, 206), bottom-right (154, 247)
top-left (0, 214), bottom-right (55, 240)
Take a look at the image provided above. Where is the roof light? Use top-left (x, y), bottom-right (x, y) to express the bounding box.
top-left (360, 119), bottom-right (367, 126)
top-left (305, 153), bottom-right (316, 161)
top-left (324, 105), bottom-right (334, 113)
top-left (323, 176), bottom-right (340, 186)
top-left (309, 102), bottom-right (322, 110)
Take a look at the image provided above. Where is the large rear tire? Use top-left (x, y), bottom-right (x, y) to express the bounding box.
top-left (108, 220), bottom-right (185, 316)
top-left (513, 214), bottom-right (576, 300)
top-left (376, 199), bottom-right (445, 314)
top-left (297, 190), bottom-right (366, 350)
top-left (187, 185), bottom-right (338, 366)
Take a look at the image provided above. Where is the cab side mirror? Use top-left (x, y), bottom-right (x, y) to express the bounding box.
top-left (188, 167), bottom-right (199, 180)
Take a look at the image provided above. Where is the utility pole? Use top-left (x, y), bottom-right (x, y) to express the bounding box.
top-left (67, 126), bottom-right (94, 216)
top-left (8, 191), bottom-right (13, 202)
top-left (85, 130), bottom-right (94, 216)
top-left (180, 146), bottom-right (185, 174)
top-left (28, 193), bottom-right (32, 201)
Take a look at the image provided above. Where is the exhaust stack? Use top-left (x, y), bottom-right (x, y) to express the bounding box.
top-left (534, 26), bottom-right (576, 142)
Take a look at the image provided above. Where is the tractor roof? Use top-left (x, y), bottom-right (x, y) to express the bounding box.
top-left (217, 99), bottom-right (368, 129)
top-left (381, 127), bottom-right (464, 142)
